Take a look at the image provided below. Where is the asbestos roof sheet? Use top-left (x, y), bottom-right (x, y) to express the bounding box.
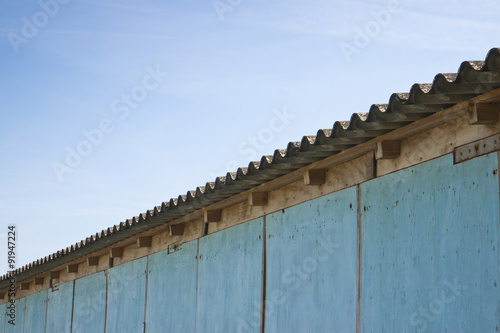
top-left (2, 47), bottom-right (500, 287)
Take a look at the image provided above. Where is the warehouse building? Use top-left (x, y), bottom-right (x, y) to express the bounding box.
top-left (1, 48), bottom-right (500, 332)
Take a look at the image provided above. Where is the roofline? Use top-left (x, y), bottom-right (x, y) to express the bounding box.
top-left (2, 48), bottom-right (500, 289)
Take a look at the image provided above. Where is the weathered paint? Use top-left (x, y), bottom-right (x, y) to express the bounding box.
top-left (5, 298), bottom-right (24, 333)
top-left (105, 256), bottom-right (147, 333)
top-left (146, 239), bottom-right (197, 332)
top-left (265, 188), bottom-right (358, 332)
top-left (23, 290), bottom-right (47, 333)
top-left (196, 218), bottom-right (263, 333)
top-left (72, 271), bottom-right (106, 333)
top-left (9, 149), bottom-right (500, 331)
top-left (0, 303), bottom-right (5, 333)
top-left (361, 153), bottom-right (500, 332)
top-left (46, 281), bottom-right (74, 333)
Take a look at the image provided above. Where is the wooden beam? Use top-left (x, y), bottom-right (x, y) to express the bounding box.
top-left (109, 247), bottom-right (123, 258)
top-left (204, 209), bottom-right (222, 223)
top-left (34, 277), bottom-right (44, 286)
top-left (67, 264), bottom-right (78, 273)
top-left (249, 192), bottom-right (268, 206)
top-left (87, 256), bottom-right (99, 266)
top-left (49, 271), bottom-right (60, 279)
top-left (454, 133), bottom-right (500, 164)
top-left (169, 224), bottom-right (185, 236)
top-left (137, 236), bottom-right (152, 248)
top-left (303, 169), bottom-right (326, 186)
top-left (20, 282), bottom-right (30, 291)
top-left (375, 140), bottom-right (401, 160)
top-left (467, 102), bottom-right (499, 125)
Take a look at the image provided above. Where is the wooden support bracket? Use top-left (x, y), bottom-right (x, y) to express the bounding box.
top-left (67, 264), bottom-right (78, 273)
top-left (169, 224), bottom-right (185, 236)
top-left (87, 256), bottom-right (99, 266)
top-left (467, 102), bottom-right (500, 125)
top-left (204, 210), bottom-right (222, 223)
top-left (109, 247), bottom-right (123, 258)
top-left (304, 169), bottom-right (327, 186)
top-left (375, 140), bottom-right (401, 160)
top-left (137, 236), bottom-right (152, 248)
top-left (249, 192), bottom-right (268, 206)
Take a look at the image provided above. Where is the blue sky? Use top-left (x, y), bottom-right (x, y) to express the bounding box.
top-left (0, 0), bottom-right (499, 271)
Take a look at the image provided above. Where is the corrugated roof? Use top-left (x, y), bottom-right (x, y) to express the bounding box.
top-left (2, 47), bottom-right (500, 287)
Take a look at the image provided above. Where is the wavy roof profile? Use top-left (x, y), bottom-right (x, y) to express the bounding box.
top-left (2, 47), bottom-right (500, 287)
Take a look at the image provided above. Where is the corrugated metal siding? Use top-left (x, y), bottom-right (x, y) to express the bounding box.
top-left (46, 282), bottom-right (73, 333)
top-left (106, 257), bottom-right (147, 333)
top-left (265, 188), bottom-right (358, 332)
top-left (72, 271), bottom-right (106, 333)
top-left (5, 298), bottom-right (24, 333)
top-left (361, 153), bottom-right (500, 332)
top-left (196, 218), bottom-right (263, 333)
top-left (146, 240), bottom-right (197, 332)
top-left (23, 290), bottom-right (46, 333)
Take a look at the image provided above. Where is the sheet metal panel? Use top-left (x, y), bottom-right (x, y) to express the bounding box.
top-left (0, 303), bottom-right (4, 333)
top-left (46, 281), bottom-right (74, 333)
top-left (146, 240), bottom-right (197, 332)
top-left (265, 188), bottom-right (358, 332)
top-left (361, 153), bottom-right (500, 332)
top-left (106, 257), bottom-right (147, 333)
top-left (23, 290), bottom-right (47, 333)
top-left (5, 298), bottom-right (24, 333)
top-left (72, 271), bottom-right (106, 333)
top-left (196, 218), bottom-right (263, 333)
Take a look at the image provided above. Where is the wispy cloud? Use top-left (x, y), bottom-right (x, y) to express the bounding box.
top-left (222, 0), bottom-right (500, 53)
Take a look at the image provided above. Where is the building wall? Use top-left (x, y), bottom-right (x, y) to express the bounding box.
top-left (3, 152), bottom-right (499, 332)
top-left (361, 153), bottom-right (500, 332)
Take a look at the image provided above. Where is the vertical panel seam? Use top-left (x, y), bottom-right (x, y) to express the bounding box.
top-left (44, 289), bottom-right (48, 333)
top-left (22, 298), bottom-right (26, 333)
top-left (260, 216), bottom-right (267, 333)
top-left (70, 281), bottom-right (75, 333)
top-left (194, 239), bottom-right (200, 333)
top-left (356, 184), bottom-right (362, 333)
top-left (143, 257), bottom-right (149, 333)
top-left (103, 270), bottom-right (108, 333)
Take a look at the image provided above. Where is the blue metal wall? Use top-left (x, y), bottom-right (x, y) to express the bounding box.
top-left (361, 153), bottom-right (500, 332)
top-left (5, 298), bottom-right (24, 333)
top-left (46, 281), bottom-right (73, 333)
top-left (4, 152), bottom-right (500, 332)
top-left (72, 271), bottom-right (106, 333)
top-left (146, 239), bottom-right (197, 332)
top-left (196, 218), bottom-right (263, 333)
top-left (106, 257), bottom-right (147, 333)
top-left (265, 188), bottom-right (357, 332)
top-left (24, 290), bottom-right (46, 333)
top-left (0, 303), bottom-right (4, 333)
